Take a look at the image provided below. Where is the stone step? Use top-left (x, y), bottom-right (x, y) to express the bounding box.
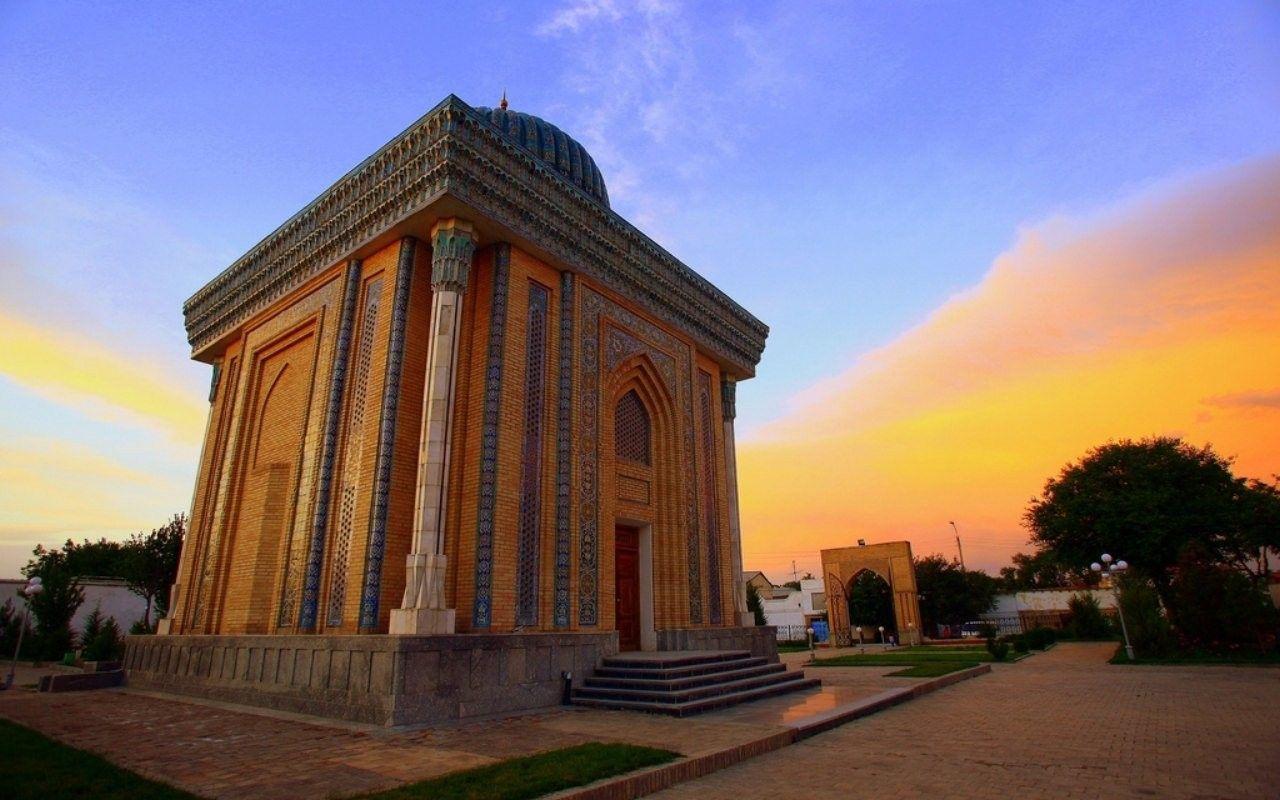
top-left (593, 655), bottom-right (768, 681)
top-left (573, 674), bottom-right (822, 717)
top-left (576, 667), bottom-right (806, 704)
top-left (600, 650), bottom-right (753, 670)
top-left (584, 661), bottom-right (787, 691)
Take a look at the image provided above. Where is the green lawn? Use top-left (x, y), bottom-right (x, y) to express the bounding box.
top-left (1, 717), bottom-right (198, 800)
top-left (355, 742), bottom-right (679, 800)
top-left (1109, 645), bottom-right (1280, 666)
top-left (812, 649), bottom-right (1021, 667)
top-left (776, 642), bottom-right (812, 653)
top-left (885, 661), bottom-right (981, 677)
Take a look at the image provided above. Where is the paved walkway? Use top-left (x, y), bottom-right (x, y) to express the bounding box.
top-left (649, 643), bottom-right (1280, 800)
top-left (0, 659), bottom-right (911, 799)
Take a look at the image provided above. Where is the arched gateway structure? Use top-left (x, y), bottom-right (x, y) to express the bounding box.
top-left (822, 541), bottom-right (924, 645)
top-left (126, 96), bottom-right (771, 725)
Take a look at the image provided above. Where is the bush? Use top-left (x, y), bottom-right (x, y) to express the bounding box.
top-left (129, 618), bottom-right (154, 636)
top-left (1066, 593), bottom-right (1112, 639)
top-left (1117, 576), bottom-right (1174, 658)
top-left (1165, 546), bottom-right (1278, 653)
top-left (1025, 626), bottom-right (1057, 649)
top-left (986, 637), bottom-right (1010, 661)
top-left (82, 617), bottom-right (123, 662)
top-left (1010, 635), bottom-right (1030, 654)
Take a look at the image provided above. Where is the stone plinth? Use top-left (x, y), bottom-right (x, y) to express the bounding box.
top-left (655, 626), bottom-right (777, 660)
top-left (124, 632), bottom-right (617, 727)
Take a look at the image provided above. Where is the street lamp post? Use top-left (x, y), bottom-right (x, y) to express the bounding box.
top-left (4, 576), bottom-right (44, 690)
top-left (1091, 554), bottom-right (1135, 661)
top-left (878, 624), bottom-right (885, 645)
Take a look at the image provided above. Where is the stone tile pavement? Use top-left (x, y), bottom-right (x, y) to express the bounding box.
top-left (0, 663), bottom-right (910, 799)
top-left (649, 643), bottom-right (1280, 800)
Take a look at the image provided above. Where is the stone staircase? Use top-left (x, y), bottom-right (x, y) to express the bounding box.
top-left (572, 650), bottom-right (820, 716)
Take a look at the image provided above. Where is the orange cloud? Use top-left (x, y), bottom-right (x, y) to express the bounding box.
top-left (0, 310), bottom-right (206, 444)
top-left (738, 157), bottom-right (1280, 579)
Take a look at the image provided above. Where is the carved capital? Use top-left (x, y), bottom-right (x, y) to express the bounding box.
top-left (720, 376), bottom-right (737, 421)
top-left (208, 360), bottom-right (222, 403)
top-left (430, 218), bottom-right (477, 292)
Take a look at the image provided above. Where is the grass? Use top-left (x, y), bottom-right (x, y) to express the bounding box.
top-left (1, 719), bottom-right (677, 800)
top-left (355, 742), bottom-right (680, 800)
top-left (812, 649), bottom-right (1020, 667)
top-left (885, 661), bottom-right (980, 678)
top-left (1, 717), bottom-right (198, 800)
top-left (776, 642), bottom-right (813, 653)
top-left (1108, 645), bottom-right (1280, 666)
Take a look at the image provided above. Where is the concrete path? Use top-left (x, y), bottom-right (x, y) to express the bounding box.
top-left (647, 643), bottom-right (1280, 800)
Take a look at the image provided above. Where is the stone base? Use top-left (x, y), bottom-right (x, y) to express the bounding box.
top-left (123, 631), bottom-right (617, 727)
top-left (388, 607), bottom-right (456, 635)
top-left (656, 625), bottom-right (778, 661)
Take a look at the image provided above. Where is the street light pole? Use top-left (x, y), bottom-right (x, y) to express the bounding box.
top-left (950, 521), bottom-right (966, 571)
top-left (1091, 554), bottom-right (1135, 661)
top-left (4, 576), bottom-right (44, 690)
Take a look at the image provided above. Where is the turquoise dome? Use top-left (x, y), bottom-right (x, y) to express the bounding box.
top-left (475, 104), bottom-right (610, 208)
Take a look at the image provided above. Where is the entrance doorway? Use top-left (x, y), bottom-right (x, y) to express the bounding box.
top-left (615, 525), bottom-right (641, 651)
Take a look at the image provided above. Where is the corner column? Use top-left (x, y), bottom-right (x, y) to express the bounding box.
top-left (721, 376), bottom-right (753, 626)
top-left (390, 218), bottom-right (477, 635)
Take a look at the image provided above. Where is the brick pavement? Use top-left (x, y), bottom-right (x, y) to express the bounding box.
top-left (648, 643), bottom-right (1280, 800)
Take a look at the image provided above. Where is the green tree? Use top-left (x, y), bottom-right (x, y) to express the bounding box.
top-left (998, 550), bottom-right (1085, 591)
top-left (1116, 574), bottom-right (1173, 657)
top-left (745, 582), bottom-right (767, 626)
top-left (1025, 437), bottom-right (1275, 603)
top-left (846, 571), bottom-right (895, 635)
top-left (123, 514), bottom-right (186, 627)
top-left (1166, 543), bottom-right (1278, 652)
top-left (1065, 593), bottom-right (1111, 639)
top-left (915, 555), bottom-right (999, 633)
top-left (22, 547), bottom-right (84, 660)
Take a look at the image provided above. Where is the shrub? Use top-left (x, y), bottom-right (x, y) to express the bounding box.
top-left (1117, 575), bottom-right (1174, 658)
top-left (1010, 635), bottom-right (1030, 654)
top-left (1025, 626), bottom-right (1056, 649)
top-left (80, 606), bottom-right (104, 649)
top-left (986, 637), bottom-right (1010, 661)
top-left (82, 617), bottom-right (123, 662)
top-left (1165, 545), bottom-right (1278, 653)
top-left (129, 618), bottom-right (154, 636)
top-left (1066, 593), bottom-right (1112, 639)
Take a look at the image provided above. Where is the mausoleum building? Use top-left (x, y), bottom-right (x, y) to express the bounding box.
top-left (128, 96), bottom-right (774, 724)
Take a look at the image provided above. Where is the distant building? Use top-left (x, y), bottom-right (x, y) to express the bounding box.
top-left (0, 577), bottom-right (147, 634)
top-left (983, 588), bottom-right (1117, 632)
top-left (761, 578), bottom-right (827, 636)
top-left (742, 570), bottom-right (774, 599)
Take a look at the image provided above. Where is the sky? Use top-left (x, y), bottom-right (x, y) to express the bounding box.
top-left (0, 1), bottom-right (1277, 580)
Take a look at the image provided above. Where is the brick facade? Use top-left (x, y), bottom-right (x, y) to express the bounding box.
top-left (159, 96), bottom-right (766, 650)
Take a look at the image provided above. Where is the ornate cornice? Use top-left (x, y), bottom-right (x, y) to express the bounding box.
top-left (183, 95), bottom-right (768, 375)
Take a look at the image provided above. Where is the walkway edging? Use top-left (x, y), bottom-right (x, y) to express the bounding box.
top-left (550, 663), bottom-right (991, 799)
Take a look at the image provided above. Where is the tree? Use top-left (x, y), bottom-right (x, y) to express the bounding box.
top-left (22, 547), bottom-right (84, 660)
top-left (1024, 437), bottom-right (1274, 604)
top-left (915, 555), bottom-right (999, 632)
top-left (1165, 543), bottom-right (1278, 652)
top-left (846, 571), bottom-right (895, 634)
top-left (746, 582), bottom-right (767, 626)
top-left (998, 551), bottom-right (1083, 592)
top-left (123, 514), bottom-right (186, 627)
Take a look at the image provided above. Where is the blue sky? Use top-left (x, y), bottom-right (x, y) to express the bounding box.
top-left (1, 1), bottom-right (1277, 575)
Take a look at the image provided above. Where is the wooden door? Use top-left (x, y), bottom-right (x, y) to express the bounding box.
top-left (614, 526), bottom-right (640, 651)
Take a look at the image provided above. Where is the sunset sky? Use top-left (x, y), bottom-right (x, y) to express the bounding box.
top-left (1, 2), bottom-right (1277, 579)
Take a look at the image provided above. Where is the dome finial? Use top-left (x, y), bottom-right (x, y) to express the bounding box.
top-left (499, 89), bottom-right (508, 111)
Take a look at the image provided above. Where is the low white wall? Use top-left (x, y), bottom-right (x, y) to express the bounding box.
top-left (0, 578), bottom-right (148, 633)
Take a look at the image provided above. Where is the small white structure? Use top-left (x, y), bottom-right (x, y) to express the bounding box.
top-left (761, 578), bottom-right (826, 636)
top-left (0, 577), bottom-right (148, 634)
top-left (983, 588), bottom-right (1117, 633)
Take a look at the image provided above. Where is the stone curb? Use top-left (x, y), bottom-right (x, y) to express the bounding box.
top-left (548, 663), bottom-right (991, 800)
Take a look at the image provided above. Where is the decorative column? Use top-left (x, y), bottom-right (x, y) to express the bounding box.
top-left (389, 218), bottom-right (476, 635)
top-left (721, 376), bottom-right (753, 627)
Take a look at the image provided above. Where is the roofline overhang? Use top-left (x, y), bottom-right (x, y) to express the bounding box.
top-left (183, 95), bottom-right (768, 376)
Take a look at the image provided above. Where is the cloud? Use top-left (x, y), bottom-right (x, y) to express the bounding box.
top-left (536, 0), bottom-right (623, 36)
top-left (737, 156), bottom-right (1280, 577)
top-left (0, 310), bottom-right (206, 444)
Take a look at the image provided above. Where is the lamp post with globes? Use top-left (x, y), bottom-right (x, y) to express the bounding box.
top-left (4, 576), bottom-right (43, 690)
top-left (1091, 554), bottom-right (1135, 661)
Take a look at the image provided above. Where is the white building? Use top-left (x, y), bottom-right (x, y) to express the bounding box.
top-left (761, 578), bottom-right (826, 638)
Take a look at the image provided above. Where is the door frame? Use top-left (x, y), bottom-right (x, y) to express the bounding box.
top-left (617, 518), bottom-right (656, 651)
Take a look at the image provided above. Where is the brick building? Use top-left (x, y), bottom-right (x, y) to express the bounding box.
top-left (130, 96), bottom-right (772, 724)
